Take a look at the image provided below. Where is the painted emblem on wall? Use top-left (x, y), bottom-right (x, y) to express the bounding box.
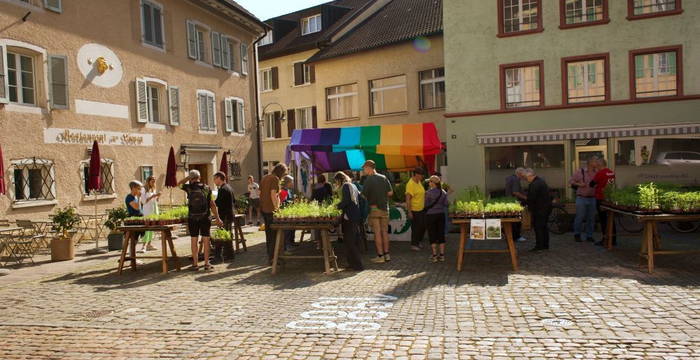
top-left (77, 43), bottom-right (123, 88)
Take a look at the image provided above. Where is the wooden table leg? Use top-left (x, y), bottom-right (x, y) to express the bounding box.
top-left (118, 231), bottom-right (130, 275)
top-left (457, 223), bottom-right (467, 272)
top-left (161, 230), bottom-right (168, 274)
top-left (504, 223), bottom-right (519, 271)
top-left (652, 222), bottom-right (661, 250)
top-left (233, 222), bottom-right (240, 252)
top-left (644, 221), bottom-right (654, 273)
top-left (321, 229), bottom-right (335, 274)
top-left (130, 232), bottom-right (137, 271)
top-left (238, 224), bottom-right (247, 252)
top-left (166, 231), bottom-right (181, 271)
top-left (605, 210), bottom-right (614, 250)
top-left (271, 229), bottom-right (283, 275)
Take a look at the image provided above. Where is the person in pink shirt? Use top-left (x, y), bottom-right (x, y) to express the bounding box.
top-left (569, 157), bottom-right (598, 242)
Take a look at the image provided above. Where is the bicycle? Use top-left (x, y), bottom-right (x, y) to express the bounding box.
top-left (617, 213), bottom-right (699, 234)
top-left (548, 202), bottom-right (570, 235)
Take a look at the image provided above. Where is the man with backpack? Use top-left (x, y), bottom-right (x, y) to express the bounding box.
top-left (178, 170), bottom-right (222, 271)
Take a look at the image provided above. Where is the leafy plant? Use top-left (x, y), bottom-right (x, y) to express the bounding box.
top-left (274, 199), bottom-right (342, 220)
top-left (51, 206), bottom-right (81, 234)
top-left (212, 228), bottom-right (232, 241)
top-left (455, 186), bottom-right (485, 203)
top-left (104, 207), bottom-right (128, 231)
top-left (638, 182), bottom-right (660, 210)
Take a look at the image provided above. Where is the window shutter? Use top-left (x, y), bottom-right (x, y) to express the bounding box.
top-left (309, 64), bottom-right (316, 83)
top-left (311, 106), bottom-right (318, 128)
top-left (221, 37), bottom-right (231, 70)
top-left (287, 109), bottom-right (296, 137)
top-left (293, 63), bottom-right (303, 86)
top-left (271, 67), bottom-right (279, 90)
top-left (237, 100), bottom-right (245, 133)
top-left (212, 32), bottom-right (221, 67)
top-left (241, 43), bottom-right (248, 75)
top-left (224, 98), bottom-right (234, 132)
top-left (0, 45), bottom-right (9, 104)
top-left (48, 55), bottom-right (68, 109)
top-left (168, 86), bottom-right (180, 125)
top-left (187, 21), bottom-right (197, 59)
top-left (153, 6), bottom-right (163, 47)
top-left (231, 40), bottom-right (241, 73)
top-left (44, 0), bottom-right (62, 13)
top-left (274, 111), bottom-right (282, 139)
top-left (198, 94), bottom-right (207, 129)
top-left (207, 94), bottom-right (216, 131)
top-left (135, 78), bottom-right (149, 123)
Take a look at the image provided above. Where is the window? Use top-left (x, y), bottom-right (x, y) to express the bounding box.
top-left (260, 68), bottom-right (273, 91)
top-left (370, 75), bottom-right (407, 116)
top-left (561, 0), bottom-right (608, 28)
top-left (44, 0), bottom-right (62, 13)
top-left (301, 14), bottom-right (322, 35)
top-left (631, 46), bottom-right (681, 99)
top-left (187, 21), bottom-right (207, 62)
top-left (224, 97), bottom-right (245, 134)
top-left (485, 144), bottom-right (565, 197)
top-left (81, 159), bottom-right (115, 196)
top-left (220, 35), bottom-right (239, 72)
top-left (326, 83), bottom-right (358, 120)
top-left (197, 90), bottom-right (216, 132)
top-left (293, 62), bottom-right (314, 86)
top-left (146, 85), bottom-right (160, 123)
top-left (11, 158), bottom-right (56, 202)
top-left (141, 166), bottom-right (154, 183)
top-left (141, 0), bottom-right (164, 49)
top-left (265, 112), bottom-right (277, 138)
top-left (419, 68), bottom-right (445, 110)
top-left (500, 61), bottom-right (544, 109)
top-left (628, 0), bottom-right (682, 19)
top-left (241, 43), bottom-right (249, 75)
top-left (259, 31), bottom-right (273, 46)
top-left (498, 0), bottom-right (542, 37)
top-left (563, 54), bottom-right (609, 104)
top-left (614, 136), bottom-right (700, 187)
top-left (296, 107), bottom-right (313, 130)
top-left (7, 52), bottom-right (35, 105)
top-left (135, 78), bottom-right (172, 125)
top-left (211, 32), bottom-right (221, 67)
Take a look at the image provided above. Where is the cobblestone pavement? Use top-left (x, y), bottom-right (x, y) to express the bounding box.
top-left (1, 226), bottom-right (699, 359)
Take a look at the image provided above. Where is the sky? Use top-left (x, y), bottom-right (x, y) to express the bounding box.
top-left (236, 0), bottom-right (329, 21)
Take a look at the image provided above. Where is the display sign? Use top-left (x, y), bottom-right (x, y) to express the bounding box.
top-left (486, 219), bottom-right (502, 240)
top-left (470, 219), bottom-right (485, 240)
top-left (44, 128), bottom-right (154, 147)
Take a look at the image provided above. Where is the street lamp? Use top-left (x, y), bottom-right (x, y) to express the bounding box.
top-left (179, 148), bottom-right (189, 171)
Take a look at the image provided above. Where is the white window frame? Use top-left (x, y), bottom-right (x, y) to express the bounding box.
top-left (370, 75), bottom-right (407, 116)
top-left (79, 158), bottom-right (116, 200)
top-left (9, 158), bottom-right (57, 207)
top-left (7, 51), bottom-right (36, 106)
top-left (260, 68), bottom-right (273, 92)
top-left (140, 0), bottom-right (165, 52)
top-left (419, 68), bottom-right (445, 110)
top-left (197, 89), bottom-right (216, 133)
top-left (259, 31), bottom-right (273, 46)
top-left (326, 84), bottom-right (358, 120)
top-left (186, 20), bottom-right (210, 64)
top-left (264, 112), bottom-right (276, 139)
top-left (225, 96), bottom-right (245, 134)
top-left (295, 107), bottom-right (313, 130)
top-left (301, 14), bottom-right (322, 35)
top-left (0, 39), bottom-right (49, 110)
top-left (293, 61), bottom-right (312, 86)
top-left (146, 84), bottom-right (160, 124)
top-left (241, 42), bottom-right (248, 75)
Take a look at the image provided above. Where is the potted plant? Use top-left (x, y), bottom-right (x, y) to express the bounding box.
top-left (50, 206), bottom-right (81, 261)
top-left (211, 228), bottom-right (234, 261)
top-left (105, 207), bottom-right (128, 251)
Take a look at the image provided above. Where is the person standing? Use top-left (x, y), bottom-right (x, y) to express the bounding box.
top-left (424, 175), bottom-right (449, 262)
top-left (361, 160), bottom-right (393, 263)
top-left (280, 175), bottom-right (296, 251)
top-left (261, 163), bottom-right (287, 263)
top-left (247, 175), bottom-right (261, 226)
top-left (125, 181), bottom-right (145, 250)
top-left (591, 158), bottom-right (616, 246)
top-left (334, 171), bottom-right (364, 271)
top-left (139, 176), bottom-right (160, 253)
top-left (213, 171), bottom-right (235, 263)
top-left (178, 170), bottom-right (222, 271)
top-left (525, 169), bottom-right (552, 251)
top-left (505, 168), bottom-right (527, 243)
top-left (569, 158), bottom-right (598, 242)
top-left (406, 168), bottom-right (426, 251)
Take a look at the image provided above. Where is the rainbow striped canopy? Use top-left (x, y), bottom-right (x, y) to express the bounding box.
top-left (288, 123), bottom-right (442, 173)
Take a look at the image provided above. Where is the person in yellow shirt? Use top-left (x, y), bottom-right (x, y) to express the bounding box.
top-left (405, 168), bottom-right (426, 251)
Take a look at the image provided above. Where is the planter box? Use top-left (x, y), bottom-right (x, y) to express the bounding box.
top-left (51, 233), bottom-right (76, 262)
top-left (107, 232), bottom-right (124, 251)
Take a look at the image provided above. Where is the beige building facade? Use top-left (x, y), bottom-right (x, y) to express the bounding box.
top-left (0, 0), bottom-right (266, 220)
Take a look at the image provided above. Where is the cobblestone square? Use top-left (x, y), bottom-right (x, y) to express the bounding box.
top-left (1, 227), bottom-right (699, 359)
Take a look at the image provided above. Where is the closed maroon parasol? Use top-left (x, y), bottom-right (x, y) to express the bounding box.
top-left (87, 140), bottom-right (102, 192)
top-left (165, 146), bottom-right (178, 206)
top-left (0, 145), bottom-right (6, 195)
top-left (219, 151), bottom-right (229, 176)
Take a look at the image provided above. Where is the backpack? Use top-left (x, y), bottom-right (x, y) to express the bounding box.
top-left (359, 193), bottom-right (369, 221)
top-left (187, 184), bottom-right (210, 218)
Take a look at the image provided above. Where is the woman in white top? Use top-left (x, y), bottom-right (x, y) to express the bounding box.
top-left (140, 176), bottom-right (160, 252)
top-left (247, 175), bottom-right (261, 225)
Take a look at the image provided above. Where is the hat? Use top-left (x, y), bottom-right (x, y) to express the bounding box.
top-left (362, 160), bottom-right (376, 169)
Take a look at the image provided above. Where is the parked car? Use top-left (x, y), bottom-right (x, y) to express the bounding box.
top-left (655, 151), bottom-right (700, 166)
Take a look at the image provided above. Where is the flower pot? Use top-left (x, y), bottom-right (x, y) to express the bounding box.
top-left (107, 231), bottom-right (124, 251)
top-left (51, 232), bottom-right (76, 262)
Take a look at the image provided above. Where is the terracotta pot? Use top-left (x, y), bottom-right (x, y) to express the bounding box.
top-left (51, 232), bottom-right (76, 262)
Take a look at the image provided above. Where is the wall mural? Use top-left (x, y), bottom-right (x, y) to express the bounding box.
top-left (77, 43), bottom-right (123, 88)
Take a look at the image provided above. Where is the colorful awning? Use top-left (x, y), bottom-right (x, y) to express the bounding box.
top-left (288, 123), bottom-right (442, 172)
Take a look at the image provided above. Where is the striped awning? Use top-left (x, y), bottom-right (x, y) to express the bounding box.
top-left (476, 123), bottom-right (700, 145)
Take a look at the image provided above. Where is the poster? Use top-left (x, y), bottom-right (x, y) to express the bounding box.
top-left (486, 219), bottom-right (502, 240)
top-left (470, 219), bottom-right (485, 240)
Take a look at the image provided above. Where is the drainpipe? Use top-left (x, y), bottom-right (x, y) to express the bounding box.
top-left (252, 29), bottom-right (269, 182)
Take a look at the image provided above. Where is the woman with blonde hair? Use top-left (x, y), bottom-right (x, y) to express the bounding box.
top-left (139, 175), bottom-right (160, 252)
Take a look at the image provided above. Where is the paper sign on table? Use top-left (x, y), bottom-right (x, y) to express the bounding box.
top-left (486, 219), bottom-right (502, 240)
top-left (470, 219), bottom-right (485, 240)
